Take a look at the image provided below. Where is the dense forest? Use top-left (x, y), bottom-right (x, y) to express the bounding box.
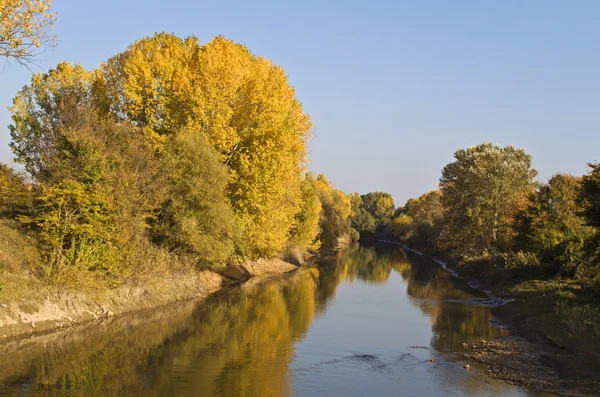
top-left (0, 33), bottom-right (357, 294)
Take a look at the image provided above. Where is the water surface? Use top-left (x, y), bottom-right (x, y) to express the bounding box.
top-left (0, 244), bottom-right (551, 396)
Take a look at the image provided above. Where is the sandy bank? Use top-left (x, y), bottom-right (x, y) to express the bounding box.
top-left (0, 258), bottom-right (297, 339)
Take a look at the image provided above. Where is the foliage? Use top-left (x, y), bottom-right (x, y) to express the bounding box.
top-left (9, 62), bottom-right (94, 180)
top-left (288, 175), bottom-right (322, 251)
top-left (439, 143), bottom-right (537, 254)
top-left (0, 163), bottom-right (31, 217)
top-left (582, 163), bottom-right (600, 228)
top-left (0, 0), bottom-right (56, 66)
top-left (95, 33), bottom-right (311, 259)
top-left (0, 219), bottom-right (39, 273)
top-left (308, 174), bottom-right (352, 248)
top-left (150, 132), bottom-right (237, 267)
top-left (391, 214), bottom-right (413, 240)
top-left (349, 193), bottom-right (375, 234)
top-left (6, 34), bottom-right (347, 292)
top-left (517, 174), bottom-right (594, 276)
top-left (555, 300), bottom-right (600, 337)
top-left (348, 191), bottom-right (395, 240)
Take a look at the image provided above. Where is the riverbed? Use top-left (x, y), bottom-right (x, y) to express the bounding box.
top-left (0, 244), bottom-right (555, 396)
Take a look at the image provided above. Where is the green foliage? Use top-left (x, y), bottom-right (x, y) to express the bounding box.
top-left (582, 163), bottom-right (600, 228)
top-left (348, 191), bottom-right (395, 240)
top-left (360, 192), bottom-right (395, 234)
top-left (150, 132), bottom-right (237, 267)
top-left (349, 193), bottom-right (376, 234)
top-left (439, 143), bottom-right (537, 254)
top-left (517, 174), bottom-right (594, 276)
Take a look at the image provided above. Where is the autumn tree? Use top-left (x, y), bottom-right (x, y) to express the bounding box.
top-left (0, 163), bottom-right (31, 217)
top-left (580, 163), bottom-right (600, 277)
top-left (288, 175), bottom-right (322, 252)
top-left (395, 190), bottom-right (444, 247)
top-left (0, 0), bottom-right (56, 66)
top-left (94, 34), bottom-right (311, 259)
top-left (439, 143), bottom-right (537, 254)
top-left (517, 174), bottom-right (594, 275)
top-left (9, 62), bottom-right (94, 180)
top-left (309, 174), bottom-right (352, 248)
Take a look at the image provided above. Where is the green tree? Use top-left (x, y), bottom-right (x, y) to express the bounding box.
top-left (150, 132), bottom-right (237, 267)
top-left (580, 163), bottom-right (600, 278)
top-left (9, 62), bottom-right (94, 181)
top-left (582, 163), bottom-right (600, 228)
top-left (518, 174), bottom-right (594, 275)
top-left (349, 193), bottom-right (375, 234)
top-left (439, 143), bottom-right (537, 254)
top-left (358, 192), bottom-right (395, 238)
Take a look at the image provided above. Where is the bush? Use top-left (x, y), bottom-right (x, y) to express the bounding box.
top-left (0, 219), bottom-right (40, 274)
top-left (555, 301), bottom-right (600, 337)
top-left (501, 251), bottom-right (540, 269)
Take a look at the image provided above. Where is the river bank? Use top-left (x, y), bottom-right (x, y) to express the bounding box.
top-left (0, 258), bottom-right (297, 340)
top-left (391, 241), bottom-right (599, 396)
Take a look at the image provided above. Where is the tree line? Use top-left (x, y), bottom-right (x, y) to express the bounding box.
top-left (351, 143), bottom-right (600, 282)
top-left (0, 34), bottom-right (355, 288)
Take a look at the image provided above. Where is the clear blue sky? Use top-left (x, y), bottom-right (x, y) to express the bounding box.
top-left (1, 0), bottom-right (599, 205)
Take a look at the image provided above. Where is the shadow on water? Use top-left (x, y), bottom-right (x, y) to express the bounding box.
top-left (0, 243), bottom-right (548, 396)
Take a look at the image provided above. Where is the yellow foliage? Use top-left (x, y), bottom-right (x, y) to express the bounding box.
top-left (0, 0), bottom-right (56, 64)
top-left (95, 34), bottom-right (311, 259)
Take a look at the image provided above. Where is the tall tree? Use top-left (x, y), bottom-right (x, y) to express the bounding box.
top-left (94, 34), bottom-right (312, 259)
top-left (9, 62), bottom-right (94, 180)
top-left (439, 143), bottom-right (537, 254)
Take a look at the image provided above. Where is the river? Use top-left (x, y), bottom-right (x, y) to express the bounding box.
top-left (0, 243), bottom-right (554, 396)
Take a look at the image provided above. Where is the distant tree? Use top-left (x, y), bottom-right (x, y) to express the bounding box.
top-left (398, 190), bottom-right (444, 248)
top-left (391, 214), bottom-right (413, 240)
top-left (359, 192), bottom-right (395, 237)
top-left (439, 143), bottom-right (537, 254)
top-left (288, 175), bottom-right (322, 251)
top-left (349, 192), bottom-right (375, 234)
top-left (309, 174), bottom-right (352, 248)
top-left (0, 0), bottom-right (56, 66)
top-left (404, 190), bottom-right (443, 225)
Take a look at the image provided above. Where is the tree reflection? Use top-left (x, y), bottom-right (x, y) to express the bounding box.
top-left (0, 245), bottom-right (511, 397)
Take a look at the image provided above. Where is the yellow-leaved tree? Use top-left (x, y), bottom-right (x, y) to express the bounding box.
top-left (0, 0), bottom-right (56, 66)
top-left (94, 34), bottom-right (312, 260)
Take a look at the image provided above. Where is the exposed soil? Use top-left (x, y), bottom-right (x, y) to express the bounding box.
top-left (0, 258), bottom-right (297, 339)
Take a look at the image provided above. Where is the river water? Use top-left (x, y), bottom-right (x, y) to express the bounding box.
top-left (0, 243), bottom-right (552, 396)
